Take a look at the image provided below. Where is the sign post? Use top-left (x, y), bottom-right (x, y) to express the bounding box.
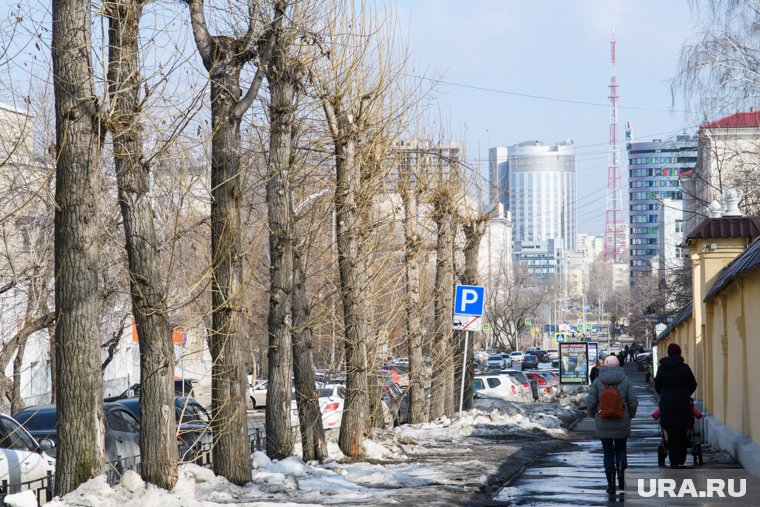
top-left (453, 285), bottom-right (485, 413)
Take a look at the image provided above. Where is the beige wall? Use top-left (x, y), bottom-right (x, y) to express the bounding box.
top-left (660, 234), bottom-right (760, 449)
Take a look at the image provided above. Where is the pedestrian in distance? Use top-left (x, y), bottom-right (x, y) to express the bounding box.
top-left (590, 359), bottom-right (602, 383)
top-left (587, 355), bottom-right (639, 495)
top-left (655, 343), bottom-right (697, 468)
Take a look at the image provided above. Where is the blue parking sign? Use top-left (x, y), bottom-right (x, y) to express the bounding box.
top-left (454, 285), bottom-right (485, 317)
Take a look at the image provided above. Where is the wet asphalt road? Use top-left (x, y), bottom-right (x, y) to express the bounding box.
top-left (496, 362), bottom-right (739, 506)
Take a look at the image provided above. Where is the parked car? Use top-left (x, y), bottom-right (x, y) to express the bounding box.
top-left (15, 403), bottom-right (140, 463)
top-left (522, 353), bottom-right (539, 370)
top-left (248, 378), bottom-right (268, 409)
top-left (104, 379), bottom-right (195, 402)
top-left (382, 364), bottom-right (409, 387)
top-left (473, 374), bottom-right (522, 402)
top-left (546, 349), bottom-right (560, 361)
top-left (114, 397), bottom-right (212, 463)
top-left (499, 370), bottom-right (534, 403)
top-left (487, 355), bottom-right (507, 371)
top-left (525, 372), bottom-right (557, 401)
top-left (290, 384), bottom-right (346, 430)
top-left (0, 413), bottom-right (55, 497)
top-left (498, 354), bottom-right (513, 368)
top-left (509, 351), bottom-right (524, 363)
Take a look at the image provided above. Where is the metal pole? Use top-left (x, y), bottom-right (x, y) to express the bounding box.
top-left (459, 330), bottom-right (470, 413)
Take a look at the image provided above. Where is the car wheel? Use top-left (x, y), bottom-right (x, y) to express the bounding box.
top-left (251, 397), bottom-right (256, 409)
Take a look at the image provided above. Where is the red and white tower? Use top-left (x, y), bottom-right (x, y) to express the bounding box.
top-left (603, 32), bottom-right (626, 262)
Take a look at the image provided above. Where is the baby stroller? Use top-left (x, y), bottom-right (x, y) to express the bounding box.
top-left (653, 401), bottom-right (703, 466)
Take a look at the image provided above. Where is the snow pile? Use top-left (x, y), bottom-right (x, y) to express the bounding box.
top-left (3, 490), bottom-right (37, 507)
top-left (43, 400), bottom-right (580, 506)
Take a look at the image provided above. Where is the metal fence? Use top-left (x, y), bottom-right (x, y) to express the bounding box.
top-left (0, 471), bottom-right (54, 507)
top-left (0, 428), bottom-right (266, 506)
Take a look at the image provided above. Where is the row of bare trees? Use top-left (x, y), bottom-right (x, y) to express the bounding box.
top-left (0, 0), bottom-right (501, 497)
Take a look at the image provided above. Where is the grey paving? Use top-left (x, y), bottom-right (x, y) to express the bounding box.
top-left (499, 362), bottom-right (739, 506)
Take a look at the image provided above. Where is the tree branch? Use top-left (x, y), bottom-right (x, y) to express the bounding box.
top-left (185, 0), bottom-right (215, 70)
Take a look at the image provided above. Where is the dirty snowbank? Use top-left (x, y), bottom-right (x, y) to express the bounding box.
top-left (34, 396), bottom-right (584, 506)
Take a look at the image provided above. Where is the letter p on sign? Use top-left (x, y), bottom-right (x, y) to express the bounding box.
top-left (454, 285), bottom-right (485, 317)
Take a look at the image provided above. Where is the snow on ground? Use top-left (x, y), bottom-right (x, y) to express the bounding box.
top-left (32, 395), bottom-right (584, 506)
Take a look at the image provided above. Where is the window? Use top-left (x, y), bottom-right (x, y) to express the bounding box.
top-left (0, 416), bottom-right (35, 452)
top-left (675, 219), bottom-right (684, 234)
top-left (474, 379), bottom-right (484, 391)
top-left (107, 408), bottom-right (141, 434)
top-left (486, 378), bottom-right (501, 389)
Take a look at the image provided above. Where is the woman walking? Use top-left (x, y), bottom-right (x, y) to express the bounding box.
top-left (655, 343), bottom-right (697, 468)
top-left (587, 355), bottom-right (639, 494)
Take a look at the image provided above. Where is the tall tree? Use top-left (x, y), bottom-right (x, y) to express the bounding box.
top-left (186, 0), bottom-right (275, 483)
top-left (52, 0), bottom-right (105, 494)
top-left (430, 176), bottom-right (455, 419)
top-left (454, 216), bottom-right (487, 412)
top-left (262, 0), bottom-right (299, 459)
top-left (105, 0), bottom-right (178, 487)
top-left (398, 146), bottom-right (427, 423)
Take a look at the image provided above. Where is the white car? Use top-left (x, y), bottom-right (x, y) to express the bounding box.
top-left (547, 349), bottom-right (559, 361)
top-left (0, 414), bottom-right (55, 499)
top-left (473, 374), bottom-right (523, 402)
top-left (510, 351), bottom-right (524, 362)
top-left (248, 378), bottom-right (268, 409)
top-left (290, 384), bottom-right (346, 430)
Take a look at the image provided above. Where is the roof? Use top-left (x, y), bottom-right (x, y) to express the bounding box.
top-left (705, 236), bottom-right (760, 302)
top-left (701, 111), bottom-right (760, 129)
top-left (655, 303), bottom-right (693, 344)
top-left (683, 217), bottom-right (760, 244)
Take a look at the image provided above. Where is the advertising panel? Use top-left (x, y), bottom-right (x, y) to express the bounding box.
top-left (559, 342), bottom-right (589, 385)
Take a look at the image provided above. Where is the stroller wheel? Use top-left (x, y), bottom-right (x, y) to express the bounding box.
top-left (658, 444), bottom-right (667, 466)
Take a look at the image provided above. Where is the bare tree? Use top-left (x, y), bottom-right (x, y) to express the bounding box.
top-left (185, 0), bottom-right (275, 483)
top-left (52, 0), bottom-right (105, 494)
top-left (398, 147), bottom-right (427, 423)
top-left (105, 0), bottom-right (178, 487)
top-left (485, 264), bottom-right (555, 352)
top-left (453, 215), bottom-right (487, 411)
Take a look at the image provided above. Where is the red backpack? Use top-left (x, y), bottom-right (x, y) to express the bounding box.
top-left (598, 382), bottom-right (625, 419)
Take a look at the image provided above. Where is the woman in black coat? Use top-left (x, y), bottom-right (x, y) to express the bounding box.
top-left (655, 343), bottom-right (697, 468)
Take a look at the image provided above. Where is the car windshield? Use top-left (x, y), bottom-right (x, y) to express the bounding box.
top-left (0, 416), bottom-right (37, 452)
top-left (488, 356), bottom-right (502, 361)
top-left (510, 352), bottom-right (521, 356)
top-left (15, 409), bottom-right (57, 431)
top-left (524, 354), bottom-right (536, 360)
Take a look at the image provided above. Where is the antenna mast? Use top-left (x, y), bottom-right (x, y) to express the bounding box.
top-left (603, 31), bottom-right (627, 262)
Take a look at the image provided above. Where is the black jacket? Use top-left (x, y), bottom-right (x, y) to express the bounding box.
top-left (590, 365), bottom-right (600, 383)
top-left (655, 355), bottom-right (698, 426)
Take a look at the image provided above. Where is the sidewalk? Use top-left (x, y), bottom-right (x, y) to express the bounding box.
top-left (494, 361), bottom-right (740, 505)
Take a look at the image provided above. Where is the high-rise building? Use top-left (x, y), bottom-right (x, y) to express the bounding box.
top-left (508, 140), bottom-right (576, 252)
top-left (488, 146), bottom-right (509, 210)
top-left (626, 134), bottom-right (697, 283)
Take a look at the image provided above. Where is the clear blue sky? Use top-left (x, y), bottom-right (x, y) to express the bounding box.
top-left (397, 0), bottom-right (700, 235)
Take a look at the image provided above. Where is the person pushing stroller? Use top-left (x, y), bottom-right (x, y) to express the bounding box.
top-left (655, 343), bottom-right (698, 468)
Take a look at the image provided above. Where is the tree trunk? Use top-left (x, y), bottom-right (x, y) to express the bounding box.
top-left (292, 242), bottom-right (327, 462)
top-left (105, 0), bottom-right (178, 487)
top-left (209, 63), bottom-right (251, 485)
top-left (454, 219), bottom-right (487, 412)
top-left (52, 0), bottom-right (105, 495)
top-left (11, 337), bottom-right (26, 415)
top-left (265, 41), bottom-right (295, 459)
top-left (401, 182), bottom-right (427, 423)
top-left (335, 141), bottom-right (370, 457)
top-left (431, 200), bottom-right (454, 420)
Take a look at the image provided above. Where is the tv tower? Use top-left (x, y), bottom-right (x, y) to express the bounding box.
top-left (603, 31), bottom-right (626, 262)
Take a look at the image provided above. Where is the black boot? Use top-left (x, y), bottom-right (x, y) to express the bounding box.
top-left (605, 471), bottom-right (616, 494)
top-left (617, 464), bottom-right (626, 490)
